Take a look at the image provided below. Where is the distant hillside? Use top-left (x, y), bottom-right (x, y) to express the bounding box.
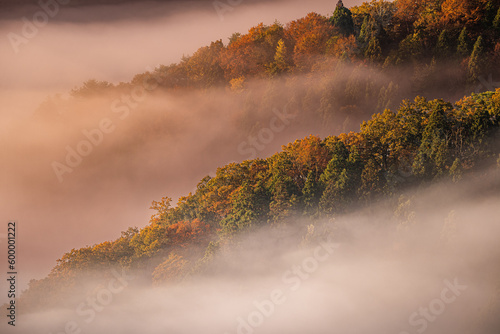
top-left (42, 0), bottom-right (500, 133)
top-left (123, 0), bottom-right (500, 94)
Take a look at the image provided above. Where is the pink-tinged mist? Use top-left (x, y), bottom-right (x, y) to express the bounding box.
top-left (0, 0), bottom-right (366, 298)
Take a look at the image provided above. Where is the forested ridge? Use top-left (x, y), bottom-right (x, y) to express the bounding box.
top-left (38, 0), bottom-right (500, 138)
top-left (20, 89), bottom-right (500, 311)
top-left (71, 0), bottom-right (500, 93)
top-left (16, 0), bottom-right (500, 312)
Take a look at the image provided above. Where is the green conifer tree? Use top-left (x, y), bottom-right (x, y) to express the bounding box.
top-left (457, 27), bottom-right (471, 57)
top-left (493, 7), bottom-right (500, 34)
top-left (302, 171), bottom-right (321, 217)
top-left (266, 39), bottom-right (289, 77)
top-left (435, 29), bottom-right (451, 58)
top-left (330, 0), bottom-right (355, 36)
top-left (468, 36), bottom-right (486, 83)
top-left (365, 34), bottom-right (382, 62)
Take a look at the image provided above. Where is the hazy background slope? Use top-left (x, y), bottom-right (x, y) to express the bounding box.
top-left (0, 0), bottom-right (368, 298)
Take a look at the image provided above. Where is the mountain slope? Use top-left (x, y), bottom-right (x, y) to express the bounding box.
top-left (16, 89), bottom-right (500, 313)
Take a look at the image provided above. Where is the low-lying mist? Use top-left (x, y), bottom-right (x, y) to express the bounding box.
top-left (1, 2), bottom-right (497, 328)
top-left (0, 56), bottom-right (414, 293)
top-left (14, 165), bottom-right (500, 334)
top-left (0, 0), bottom-right (367, 290)
top-left (0, 56), bottom-right (486, 303)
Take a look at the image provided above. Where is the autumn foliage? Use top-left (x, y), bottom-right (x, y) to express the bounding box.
top-left (17, 0), bottom-right (500, 312)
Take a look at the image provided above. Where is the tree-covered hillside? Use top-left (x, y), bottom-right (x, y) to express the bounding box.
top-left (123, 0), bottom-right (500, 92)
top-left (14, 0), bottom-right (500, 315)
top-left (19, 88), bottom-right (500, 312)
top-left (40, 0), bottom-right (500, 138)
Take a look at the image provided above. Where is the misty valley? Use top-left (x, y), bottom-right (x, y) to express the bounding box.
top-left (1, 0), bottom-right (500, 333)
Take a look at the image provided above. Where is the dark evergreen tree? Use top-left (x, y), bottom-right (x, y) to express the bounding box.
top-left (269, 175), bottom-right (299, 223)
top-left (468, 36), bottom-right (486, 83)
top-left (302, 170), bottom-right (321, 217)
top-left (413, 104), bottom-right (451, 177)
top-left (358, 16), bottom-right (371, 45)
top-left (483, 1), bottom-right (498, 27)
top-left (220, 181), bottom-right (265, 236)
top-left (435, 29), bottom-right (452, 58)
top-left (318, 142), bottom-right (362, 215)
top-left (457, 27), bottom-right (471, 57)
top-left (493, 6), bottom-right (500, 34)
top-left (449, 158), bottom-right (462, 182)
top-left (365, 34), bottom-right (382, 62)
top-left (330, 0), bottom-right (355, 36)
top-left (359, 158), bottom-right (384, 202)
